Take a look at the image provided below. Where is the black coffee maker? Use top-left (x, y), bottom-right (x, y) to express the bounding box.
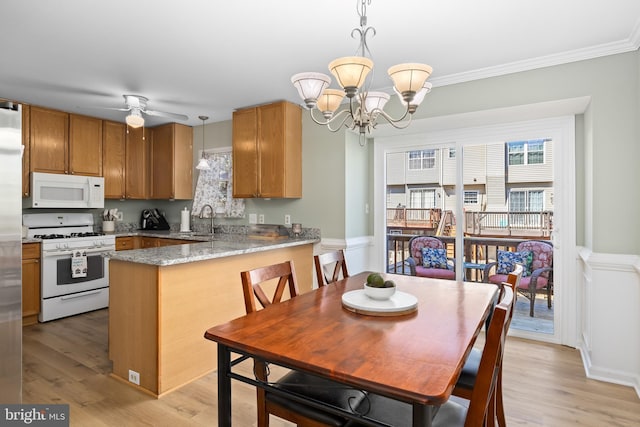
top-left (140, 209), bottom-right (170, 230)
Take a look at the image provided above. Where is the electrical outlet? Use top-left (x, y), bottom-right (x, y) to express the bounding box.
top-left (284, 214), bottom-right (291, 225)
top-left (258, 214), bottom-right (265, 224)
top-left (249, 213), bottom-right (257, 224)
top-left (128, 369), bottom-right (140, 385)
top-left (115, 211), bottom-right (123, 221)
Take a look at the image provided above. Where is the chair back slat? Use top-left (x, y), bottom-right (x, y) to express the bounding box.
top-left (240, 261), bottom-right (299, 314)
top-left (314, 250), bottom-right (349, 286)
top-left (465, 286), bottom-right (514, 427)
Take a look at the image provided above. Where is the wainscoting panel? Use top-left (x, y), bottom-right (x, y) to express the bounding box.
top-left (578, 247), bottom-right (640, 398)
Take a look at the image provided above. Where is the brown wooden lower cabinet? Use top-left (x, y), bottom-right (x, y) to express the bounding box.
top-left (108, 243), bottom-right (314, 396)
top-left (22, 243), bottom-right (41, 326)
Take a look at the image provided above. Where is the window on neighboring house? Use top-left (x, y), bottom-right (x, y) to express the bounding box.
top-left (508, 140), bottom-right (545, 165)
top-left (464, 191), bottom-right (479, 204)
top-left (408, 149), bottom-right (436, 169)
top-left (409, 189), bottom-right (436, 208)
top-left (509, 190), bottom-right (544, 211)
top-left (448, 148), bottom-right (456, 158)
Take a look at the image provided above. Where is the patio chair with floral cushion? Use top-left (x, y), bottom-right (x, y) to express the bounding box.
top-left (483, 240), bottom-right (553, 317)
top-left (405, 236), bottom-right (456, 280)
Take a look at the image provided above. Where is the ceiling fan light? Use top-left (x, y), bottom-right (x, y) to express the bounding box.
top-left (387, 63), bottom-right (433, 101)
top-left (291, 72), bottom-right (331, 108)
top-left (126, 110), bottom-right (145, 128)
top-left (328, 56), bottom-right (373, 97)
top-left (316, 89), bottom-right (346, 116)
top-left (196, 157), bottom-right (210, 170)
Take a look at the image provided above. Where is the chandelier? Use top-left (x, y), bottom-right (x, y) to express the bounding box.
top-left (291, 0), bottom-right (433, 142)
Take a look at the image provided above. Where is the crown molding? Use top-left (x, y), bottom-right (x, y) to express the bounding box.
top-left (430, 28), bottom-right (640, 88)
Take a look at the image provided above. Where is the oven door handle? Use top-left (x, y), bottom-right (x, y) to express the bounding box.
top-left (43, 247), bottom-right (113, 257)
top-left (60, 290), bottom-right (102, 300)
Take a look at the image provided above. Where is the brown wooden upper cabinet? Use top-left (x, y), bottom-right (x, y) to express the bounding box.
top-left (232, 101), bottom-right (302, 198)
top-left (103, 120), bottom-right (127, 199)
top-left (125, 126), bottom-right (149, 199)
top-left (150, 123), bottom-right (193, 200)
top-left (30, 107), bottom-right (103, 176)
top-left (30, 106), bottom-right (69, 174)
top-left (69, 114), bottom-right (103, 176)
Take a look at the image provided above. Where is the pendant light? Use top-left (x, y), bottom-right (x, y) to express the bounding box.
top-left (196, 115), bottom-right (210, 170)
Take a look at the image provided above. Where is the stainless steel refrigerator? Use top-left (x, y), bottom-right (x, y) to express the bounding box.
top-left (0, 101), bottom-right (22, 403)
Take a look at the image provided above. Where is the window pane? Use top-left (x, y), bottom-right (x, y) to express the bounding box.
top-left (464, 191), bottom-right (478, 204)
top-left (508, 142), bottom-right (525, 165)
top-left (528, 190), bottom-right (544, 211)
top-left (527, 141), bottom-right (544, 164)
top-left (509, 191), bottom-right (526, 211)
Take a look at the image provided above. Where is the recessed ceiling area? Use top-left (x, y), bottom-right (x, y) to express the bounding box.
top-left (1, 0), bottom-right (639, 127)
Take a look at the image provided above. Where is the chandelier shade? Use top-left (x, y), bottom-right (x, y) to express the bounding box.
top-left (361, 91), bottom-right (390, 114)
top-left (388, 63), bottom-right (433, 102)
top-left (290, 0), bottom-right (433, 142)
top-left (328, 56), bottom-right (373, 97)
top-left (396, 81), bottom-right (433, 113)
top-left (291, 72), bottom-right (331, 109)
top-left (316, 89), bottom-right (346, 117)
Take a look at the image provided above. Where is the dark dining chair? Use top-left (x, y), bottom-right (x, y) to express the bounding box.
top-left (240, 260), bottom-right (365, 427)
top-left (453, 263), bottom-right (523, 427)
top-left (345, 286), bottom-right (515, 427)
top-left (314, 249), bottom-right (350, 286)
top-left (405, 236), bottom-right (456, 280)
top-left (483, 240), bottom-right (553, 316)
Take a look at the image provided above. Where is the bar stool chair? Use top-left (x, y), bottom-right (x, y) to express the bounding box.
top-left (314, 249), bottom-right (350, 286)
top-left (241, 260), bottom-right (365, 427)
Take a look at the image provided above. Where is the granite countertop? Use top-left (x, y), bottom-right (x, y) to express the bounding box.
top-left (106, 233), bottom-right (320, 266)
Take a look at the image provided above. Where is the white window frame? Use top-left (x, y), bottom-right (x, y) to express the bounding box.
top-left (408, 149), bottom-right (436, 170)
top-left (409, 188), bottom-right (436, 209)
top-left (508, 139), bottom-right (545, 165)
top-left (509, 189), bottom-right (544, 211)
top-left (463, 190), bottom-right (479, 205)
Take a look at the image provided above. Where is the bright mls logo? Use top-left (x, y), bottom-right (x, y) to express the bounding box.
top-left (1, 405), bottom-right (69, 426)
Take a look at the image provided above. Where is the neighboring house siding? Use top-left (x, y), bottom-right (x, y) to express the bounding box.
top-left (486, 176), bottom-right (507, 210)
top-left (442, 147), bottom-right (456, 185)
top-left (386, 152), bottom-right (406, 185)
top-left (463, 145), bottom-right (486, 185)
top-left (486, 143), bottom-right (506, 210)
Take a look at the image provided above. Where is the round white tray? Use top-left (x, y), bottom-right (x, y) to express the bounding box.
top-left (341, 289), bottom-right (418, 316)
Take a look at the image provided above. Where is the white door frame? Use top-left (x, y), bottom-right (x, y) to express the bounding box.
top-left (374, 111), bottom-right (580, 347)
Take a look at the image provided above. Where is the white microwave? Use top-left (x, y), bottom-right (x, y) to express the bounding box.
top-left (31, 172), bottom-right (105, 209)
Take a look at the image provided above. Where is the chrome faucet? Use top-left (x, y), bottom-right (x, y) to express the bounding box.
top-left (199, 204), bottom-right (215, 235)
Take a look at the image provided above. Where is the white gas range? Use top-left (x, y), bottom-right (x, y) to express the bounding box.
top-left (22, 213), bottom-right (115, 322)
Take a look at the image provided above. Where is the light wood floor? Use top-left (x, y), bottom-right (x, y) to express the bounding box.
top-left (22, 309), bottom-right (640, 426)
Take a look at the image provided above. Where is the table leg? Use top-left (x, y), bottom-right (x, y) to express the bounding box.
top-left (413, 403), bottom-right (434, 427)
top-left (218, 343), bottom-right (232, 427)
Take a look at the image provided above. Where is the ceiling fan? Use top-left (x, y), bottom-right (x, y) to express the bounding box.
top-left (100, 94), bottom-right (188, 128)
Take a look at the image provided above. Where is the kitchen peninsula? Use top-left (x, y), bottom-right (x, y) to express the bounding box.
top-left (107, 234), bottom-right (318, 397)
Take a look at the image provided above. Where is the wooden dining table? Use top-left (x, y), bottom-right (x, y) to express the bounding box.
top-left (204, 271), bottom-right (498, 427)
